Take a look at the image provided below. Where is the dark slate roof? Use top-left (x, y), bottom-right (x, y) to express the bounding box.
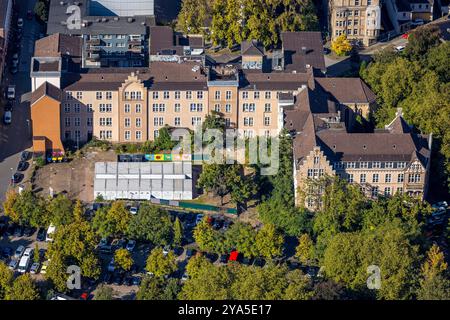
top-left (31, 82), bottom-right (62, 105)
top-left (34, 34), bottom-right (82, 58)
top-left (63, 62), bottom-right (208, 91)
top-left (396, 0), bottom-right (412, 11)
top-left (150, 26), bottom-right (204, 55)
top-left (315, 130), bottom-right (428, 162)
top-left (240, 70), bottom-right (311, 90)
top-left (281, 32), bottom-right (326, 73)
top-left (241, 40), bottom-right (264, 56)
top-left (315, 78), bottom-right (377, 104)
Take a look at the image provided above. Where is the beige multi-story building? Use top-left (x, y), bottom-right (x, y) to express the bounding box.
top-left (330, 0), bottom-right (382, 46)
top-left (30, 32), bottom-right (326, 150)
top-left (29, 29), bottom-right (432, 204)
top-left (288, 97), bottom-right (432, 210)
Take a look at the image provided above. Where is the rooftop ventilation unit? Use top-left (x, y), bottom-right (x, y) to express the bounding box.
top-left (127, 18), bottom-right (134, 23)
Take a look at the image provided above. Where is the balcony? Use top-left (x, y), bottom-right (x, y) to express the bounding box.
top-left (86, 38), bottom-right (101, 46)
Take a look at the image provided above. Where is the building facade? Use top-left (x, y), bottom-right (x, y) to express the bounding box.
top-left (330, 0), bottom-right (382, 46)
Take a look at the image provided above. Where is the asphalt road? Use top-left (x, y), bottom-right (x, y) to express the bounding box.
top-left (0, 0), bottom-right (41, 203)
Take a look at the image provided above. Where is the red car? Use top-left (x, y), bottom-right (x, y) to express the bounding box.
top-left (229, 250), bottom-right (239, 262)
top-left (401, 33), bottom-right (409, 39)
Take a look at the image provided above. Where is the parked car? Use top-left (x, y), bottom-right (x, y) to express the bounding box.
top-left (432, 201), bottom-right (448, 210)
top-left (395, 45), bottom-right (405, 52)
top-left (46, 224), bottom-right (56, 242)
top-left (2, 247), bottom-right (13, 259)
top-left (112, 271), bottom-right (123, 285)
top-left (411, 19), bottom-right (424, 26)
top-left (195, 214), bottom-right (204, 225)
top-left (132, 276), bottom-right (142, 286)
top-left (162, 245), bottom-right (170, 256)
top-left (3, 110), bottom-right (12, 124)
top-left (27, 10), bottom-right (33, 20)
top-left (13, 226), bottom-right (23, 238)
top-left (17, 18), bottom-right (24, 28)
top-left (20, 151), bottom-right (31, 162)
top-left (129, 207), bottom-right (138, 215)
top-left (39, 248), bottom-right (46, 260)
top-left (123, 274), bottom-right (133, 286)
top-left (40, 260), bottom-right (50, 274)
top-left (17, 161), bottom-right (28, 172)
top-left (126, 240), bottom-right (136, 252)
top-left (222, 220), bottom-right (232, 231)
top-left (18, 248), bottom-right (33, 273)
top-left (213, 219), bottom-right (223, 230)
top-left (111, 238), bottom-right (127, 251)
top-left (36, 227), bottom-right (46, 242)
top-left (11, 173), bottom-right (23, 184)
top-left (219, 254), bottom-right (228, 264)
top-left (4, 101), bottom-right (13, 111)
top-left (181, 273), bottom-right (189, 282)
top-left (8, 258), bottom-right (19, 271)
top-left (186, 248), bottom-right (195, 258)
top-left (107, 258), bottom-right (115, 272)
top-left (23, 227), bottom-right (34, 237)
top-left (30, 262), bottom-right (40, 274)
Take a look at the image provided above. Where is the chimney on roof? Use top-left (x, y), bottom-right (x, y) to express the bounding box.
top-left (301, 46), bottom-right (307, 55)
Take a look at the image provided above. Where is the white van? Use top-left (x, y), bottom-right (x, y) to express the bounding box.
top-left (17, 248), bottom-right (33, 273)
top-left (46, 224), bottom-right (56, 242)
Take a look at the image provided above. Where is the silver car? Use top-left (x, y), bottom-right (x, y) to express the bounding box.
top-left (14, 245), bottom-right (25, 259)
top-left (8, 258), bottom-right (19, 270)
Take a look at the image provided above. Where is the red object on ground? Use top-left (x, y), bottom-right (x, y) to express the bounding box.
top-left (229, 250), bottom-right (239, 262)
top-left (401, 33), bottom-right (409, 39)
top-left (80, 292), bottom-right (88, 300)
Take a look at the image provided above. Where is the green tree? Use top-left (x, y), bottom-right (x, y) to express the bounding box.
top-left (193, 218), bottom-right (225, 254)
top-left (136, 276), bottom-right (165, 300)
top-left (417, 245), bottom-right (450, 300)
top-left (153, 126), bottom-right (176, 152)
top-left (284, 269), bottom-right (314, 300)
top-left (48, 194), bottom-right (74, 227)
top-left (146, 248), bottom-right (178, 278)
top-left (0, 262), bottom-right (13, 299)
top-left (94, 284), bottom-right (115, 300)
top-left (230, 263), bottom-right (288, 300)
top-left (405, 25), bottom-right (441, 61)
top-left (93, 201), bottom-right (131, 237)
top-left (176, 0), bottom-right (211, 36)
top-left (173, 217), bottom-right (184, 247)
top-left (127, 203), bottom-right (173, 246)
top-left (5, 274), bottom-right (39, 300)
top-left (323, 220), bottom-right (419, 299)
top-left (331, 35), bottom-right (352, 56)
top-left (115, 249), bottom-right (134, 271)
top-left (255, 224), bottom-right (284, 260)
top-left (295, 233), bottom-right (314, 265)
top-left (224, 222), bottom-right (258, 258)
top-left (179, 258), bottom-right (231, 299)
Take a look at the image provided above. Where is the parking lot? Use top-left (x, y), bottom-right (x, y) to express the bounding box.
top-left (0, 206), bottom-right (239, 300)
